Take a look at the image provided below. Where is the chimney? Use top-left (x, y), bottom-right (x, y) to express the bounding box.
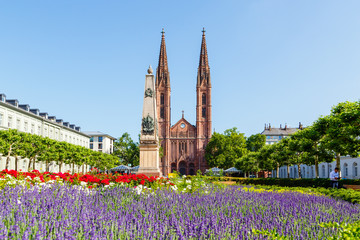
top-left (299, 122), bottom-right (303, 130)
top-left (264, 123), bottom-right (267, 130)
top-left (285, 123), bottom-right (287, 130)
top-left (269, 123), bottom-right (271, 131)
top-left (280, 124), bottom-right (282, 129)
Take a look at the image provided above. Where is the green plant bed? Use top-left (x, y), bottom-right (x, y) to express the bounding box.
top-left (232, 178), bottom-right (360, 188)
top-left (246, 184), bottom-right (360, 204)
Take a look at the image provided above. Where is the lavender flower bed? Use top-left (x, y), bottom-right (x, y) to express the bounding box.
top-left (0, 185), bottom-right (359, 239)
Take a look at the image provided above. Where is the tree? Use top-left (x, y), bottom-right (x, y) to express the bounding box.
top-left (113, 132), bottom-right (139, 167)
top-left (236, 152), bottom-right (260, 177)
top-left (205, 128), bottom-right (248, 169)
top-left (246, 134), bottom-right (266, 152)
top-left (0, 129), bottom-right (23, 169)
top-left (316, 101), bottom-right (360, 175)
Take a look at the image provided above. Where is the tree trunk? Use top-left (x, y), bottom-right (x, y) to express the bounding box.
top-left (46, 161), bottom-right (50, 172)
top-left (72, 163), bottom-right (75, 174)
top-left (33, 158), bottom-right (36, 170)
top-left (297, 163), bottom-right (302, 179)
top-left (82, 164), bottom-right (85, 174)
top-left (287, 165), bottom-right (290, 178)
top-left (336, 152), bottom-right (341, 177)
top-left (255, 171), bottom-right (259, 178)
top-left (28, 158), bottom-right (32, 171)
top-left (14, 156), bottom-right (18, 171)
top-left (59, 162), bottom-right (62, 173)
top-left (315, 155), bottom-right (319, 178)
top-left (276, 163), bottom-right (280, 178)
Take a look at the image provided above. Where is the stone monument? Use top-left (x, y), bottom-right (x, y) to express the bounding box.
top-left (138, 65), bottom-right (162, 177)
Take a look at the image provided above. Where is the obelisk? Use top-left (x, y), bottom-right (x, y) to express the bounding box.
top-left (138, 65), bottom-right (162, 177)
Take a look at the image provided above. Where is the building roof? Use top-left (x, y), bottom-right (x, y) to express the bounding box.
top-left (0, 94), bottom-right (88, 138)
top-left (261, 128), bottom-right (300, 136)
top-left (83, 131), bottom-right (116, 140)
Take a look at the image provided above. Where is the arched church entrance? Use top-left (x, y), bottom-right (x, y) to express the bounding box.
top-left (178, 161), bottom-right (187, 175)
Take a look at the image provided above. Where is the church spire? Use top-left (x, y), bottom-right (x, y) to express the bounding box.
top-left (156, 28), bottom-right (170, 86)
top-left (197, 28), bottom-right (210, 86)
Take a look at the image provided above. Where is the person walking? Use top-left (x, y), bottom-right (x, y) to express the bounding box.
top-left (329, 167), bottom-right (340, 188)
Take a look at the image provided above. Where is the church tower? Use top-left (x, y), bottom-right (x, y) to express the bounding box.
top-left (155, 29), bottom-right (171, 174)
top-left (196, 28), bottom-right (212, 169)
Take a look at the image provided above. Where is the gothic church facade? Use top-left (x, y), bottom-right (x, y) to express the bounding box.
top-left (155, 29), bottom-right (212, 176)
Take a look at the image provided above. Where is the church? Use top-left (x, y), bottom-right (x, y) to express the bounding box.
top-left (155, 29), bottom-right (212, 176)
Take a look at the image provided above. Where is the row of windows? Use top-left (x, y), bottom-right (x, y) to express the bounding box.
top-left (90, 143), bottom-right (102, 149)
top-left (90, 136), bottom-right (103, 142)
top-left (279, 162), bottom-right (358, 178)
top-left (0, 113), bottom-right (88, 147)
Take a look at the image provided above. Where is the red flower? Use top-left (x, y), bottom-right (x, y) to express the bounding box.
top-left (140, 180), bottom-right (145, 185)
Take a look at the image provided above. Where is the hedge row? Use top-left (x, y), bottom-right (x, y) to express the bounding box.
top-left (198, 176), bottom-right (360, 188)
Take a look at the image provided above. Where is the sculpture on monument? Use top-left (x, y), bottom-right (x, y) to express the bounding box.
top-left (137, 65), bottom-right (162, 176)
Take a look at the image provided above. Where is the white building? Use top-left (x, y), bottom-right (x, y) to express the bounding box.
top-left (261, 123), bottom-right (303, 145)
top-left (274, 157), bottom-right (359, 180)
top-left (0, 93), bottom-right (90, 172)
top-left (83, 131), bottom-right (115, 154)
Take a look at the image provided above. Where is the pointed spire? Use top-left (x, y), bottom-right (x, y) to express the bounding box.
top-left (156, 28), bottom-right (169, 86)
top-left (197, 28), bottom-right (210, 86)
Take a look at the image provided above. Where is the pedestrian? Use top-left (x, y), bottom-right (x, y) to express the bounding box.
top-left (329, 167), bottom-right (340, 188)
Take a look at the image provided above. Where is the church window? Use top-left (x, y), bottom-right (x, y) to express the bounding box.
top-left (160, 107), bottom-right (164, 118)
top-left (160, 94), bottom-right (164, 105)
top-left (202, 94), bottom-right (206, 105)
top-left (202, 107), bottom-right (206, 118)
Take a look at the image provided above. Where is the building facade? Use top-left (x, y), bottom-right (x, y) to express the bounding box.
top-left (261, 123), bottom-right (303, 145)
top-left (0, 93), bottom-right (90, 172)
top-left (156, 29), bottom-right (212, 176)
top-left (83, 131), bottom-right (115, 154)
top-left (274, 157), bottom-right (359, 180)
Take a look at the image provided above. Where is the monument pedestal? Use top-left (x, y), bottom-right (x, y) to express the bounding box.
top-left (138, 143), bottom-right (162, 177)
top-left (138, 66), bottom-right (162, 177)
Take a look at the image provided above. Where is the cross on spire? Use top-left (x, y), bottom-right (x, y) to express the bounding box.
top-left (161, 28), bottom-right (165, 35)
top-left (202, 27), bottom-right (206, 35)
top-left (182, 110), bottom-right (184, 118)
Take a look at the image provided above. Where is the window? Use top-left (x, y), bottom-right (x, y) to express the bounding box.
top-left (24, 122), bottom-right (28, 132)
top-left (0, 113), bottom-right (2, 126)
top-left (8, 116), bottom-right (12, 128)
top-left (344, 163), bottom-right (348, 177)
top-left (98, 143), bottom-right (102, 149)
top-left (17, 119), bottom-right (20, 129)
top-left (98, 136), bottom-right (103, 142)
top-left (90, 137), bottom-right (93, 142)
top-left (160, 107), bottom-right (164, 118)
top-left (202, 107), bottom-right (206, 118)
top-left (38, 126), bottom-right (41, 135)
top-left (31, 124), bottom-right (35, 134)
top-left (160, 94), bottom-right (164, 105)
top-left (354, 162), bottom-right (358, 177)
top-left (90, 143), bottom-right (93, 149)
top-left (202, 94), bottom-right (206, 105)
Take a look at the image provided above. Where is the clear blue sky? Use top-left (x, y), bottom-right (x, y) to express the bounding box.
top-left (1, 1), bottom-right (360, 140)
